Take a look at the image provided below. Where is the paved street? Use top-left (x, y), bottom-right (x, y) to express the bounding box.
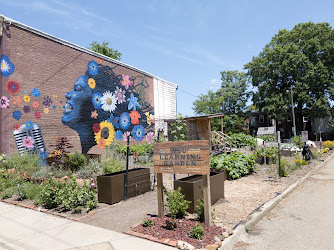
top-left (237, 156), bottom-right (334, 250)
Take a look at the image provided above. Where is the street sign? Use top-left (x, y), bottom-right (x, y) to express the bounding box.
top-left (301, 131), bottom-right (308, 142)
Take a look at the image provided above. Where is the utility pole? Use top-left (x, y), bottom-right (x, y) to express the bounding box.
top-left (287, 86), bottom-right (297, 137)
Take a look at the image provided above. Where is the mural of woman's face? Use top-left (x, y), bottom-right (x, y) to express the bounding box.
top-left (62, 75), bottom-right (93, 128)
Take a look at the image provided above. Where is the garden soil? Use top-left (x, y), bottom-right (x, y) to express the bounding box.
top-left (80, 152), bottom-right (333, 233)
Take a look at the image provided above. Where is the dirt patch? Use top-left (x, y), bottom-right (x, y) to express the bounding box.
top-left (131, 216), bottom-right (223, 249)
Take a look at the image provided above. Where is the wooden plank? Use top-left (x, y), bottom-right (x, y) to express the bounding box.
top-left (203, 175), bottom-right (212, 226)
top-left (157, 173), bottom-right (164, 217)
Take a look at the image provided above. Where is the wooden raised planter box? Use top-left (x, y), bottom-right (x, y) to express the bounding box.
top-left (97, 168), bottom-right (150, 204)
top-left (174, 171), bottom-right (225, 213)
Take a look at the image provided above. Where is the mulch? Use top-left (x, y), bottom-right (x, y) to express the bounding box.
top-left (131, 216), bottom-right (224, 249)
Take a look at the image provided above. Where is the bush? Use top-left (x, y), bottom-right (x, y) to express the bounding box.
top-left (2, 152), bottom-right (40, 177)
top-left (195, 199), bottom-right (215, 222)
top-left (290, 135), bottom-right (303, 148)
top-left (102, 157), bottom-right (125, 174)
top-left (257, 135), bottom-right (276, 142)
top-left (279, 158), bottom-right (290, 177)
top-left (35, 178), bottom-right (62, 208)
top-left (311, 149), bottom-right (320, 159)
top-left (17, 182), bottom-right (43, 200)
top-left (210, 152), bottom-right (256, 179)
top-left (230, 133), bottom-right (257, 148)
top-left (322, 148), bottom-right (329, 154)
top-left (295, 159), bottom-right (308, 166)
top-left (254, 146), bottom-right (279, 162)
top-left (1, 186), bottom-right (16, 199)
top-left (142, 218), bottom-right (154, 227)
top-left (189, 224), bottom-right (205, 240)
top-left (323, 140), bottom-right (334, 150)
top-left (68, 152), bottom-right (87, 172)
top-left (114, 142), bottom-right (153, 156)
top-left (164, 187), bottom-right (191, 219)
top-left (76, 159), bottom-right (102, 179)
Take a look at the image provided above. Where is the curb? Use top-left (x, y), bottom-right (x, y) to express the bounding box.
top-left (219, 152), bottom-right (334, 250)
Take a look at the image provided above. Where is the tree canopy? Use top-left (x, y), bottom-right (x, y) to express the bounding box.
top-left (88, 41), bottom-right (122, 60)
top-left (192, 70), bottom-right (250, 133)
top-left (244, 22), bottom-right (334, 119)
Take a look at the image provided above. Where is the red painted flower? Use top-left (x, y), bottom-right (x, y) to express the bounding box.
top-left (92, 123), bottom-right (101, 133)
top-left (34, 111), bottom-right (41, 119)
top-left (6, 80), bottom-right (21, 95)
top-left (13, 124), bottom-right (20, 130)
top-left (129, 110), bottom-right (140, 125)
top-left (32, 101), bottom-right (40, 109)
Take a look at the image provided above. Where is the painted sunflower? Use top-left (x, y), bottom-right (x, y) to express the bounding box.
top-left (94, 120), bottom-right (115, 147)
top-left (88, 78), bottom-right (96, 89)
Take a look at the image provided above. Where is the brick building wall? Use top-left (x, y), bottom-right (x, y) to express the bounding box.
top-left (1, 23), bottom-right (155, 156)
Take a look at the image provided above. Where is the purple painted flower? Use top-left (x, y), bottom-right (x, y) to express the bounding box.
top-left (0, 96), bottom-right (10, 108)
top-left (43, 96), bottom-right (52, 106)
top-left (23, 105), bottom-right (30, 113)
top-left (114, 86), bottom-right (126, 104)
top-left (22, 136), bottom-right (35, 149)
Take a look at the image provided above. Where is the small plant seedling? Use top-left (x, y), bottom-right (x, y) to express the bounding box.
top-left (189, 224), bottom-right (205, 240)
top-left (142, 218), bottom-right (154, 227)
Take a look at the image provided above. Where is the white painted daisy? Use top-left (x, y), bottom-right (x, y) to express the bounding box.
top-left (101, 91), bottom-right (117, 112)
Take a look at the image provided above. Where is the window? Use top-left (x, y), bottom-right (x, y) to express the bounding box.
top-left (303, 116), bottom-right (308, 123)
top-left (251, 117), bottom-right (256, 125)
top-left (287, 114), bottom-right (292, 122)
top-left (259, 115), bottom-right (264, 123)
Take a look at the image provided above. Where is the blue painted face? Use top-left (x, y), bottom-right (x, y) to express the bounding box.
top-left (62, 75), bottom-right (93, 128)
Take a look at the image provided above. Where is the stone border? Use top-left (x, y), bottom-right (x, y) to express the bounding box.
top-left (219, 152), bottom-right (334, 250)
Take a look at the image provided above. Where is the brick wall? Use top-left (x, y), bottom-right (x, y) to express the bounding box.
top-left (1, 25), bottom-right (154, 155)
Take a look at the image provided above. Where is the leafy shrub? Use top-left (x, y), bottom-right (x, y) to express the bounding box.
top-left (189, 224), bottom-right (205, 240)
top-left (1, 186), bottom-right (16, 199)
top-left (230, 133), bottom-right (257, 148)
top-left (323, 140), bottom-right (334, 150)
top-left (114, 142), bottom-right (154, 156)
top-left (257, 135), bottom-right (276, 142)
top-left (311, 149), bottom-right (320, 159)
top-left (290, 135), bottom-right (303, 148)
top-left (170, 114), bottom-right (188, 141)
top-left (279, 158), bottom-right (290, 177)
top-left (142, 218), bottom-right (154, 227)
top-left (321, 148), bottom-right (329, 154)
top-left (195, 199), bottom-right (215, 222)
top-left (295, 159), bottom-right (308, 166)
top-left (0, 154), bottom-right (7, 169)
top-left (35, 178), bottom-right (62, 208)
top-left (102, 157), bottom-right (125, 174)
top-left (210, 152), bottom-right (256, 179)
top-left (2, 152), bottom-right (40, 177)
top-left (254, 146), bottom-right (279, 162)
top-left (164, 187), bottom-right (191, 219)
top-left (17, 182), bottom-right (43, 200)
top-left (76, 159), bottom-right (102, 179)
top-left (68, 152), bottom-right (87, 172)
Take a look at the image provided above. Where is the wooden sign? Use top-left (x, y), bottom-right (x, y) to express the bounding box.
top-left (153, 140), bottom-right (210, 175)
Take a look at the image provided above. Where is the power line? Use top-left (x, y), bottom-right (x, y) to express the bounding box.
top-left (178, 88), bottom-right (198, 98)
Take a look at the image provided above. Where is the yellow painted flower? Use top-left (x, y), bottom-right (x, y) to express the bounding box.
top-left (53, 94), bottom-right (58, 99)
top-left (44, 108), bottom-right (49, 114)
top-left (88, 78), bottom-right (96, 89)
top-left (23, 95), bottom-right (30, 103)
top-left (145, 112), bottom-right (153, 125)
top-left (94, 120), bottom-right (115, 147)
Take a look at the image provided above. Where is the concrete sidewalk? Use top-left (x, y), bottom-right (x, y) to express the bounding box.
top-left (0, 202), bottom-right (174, 250)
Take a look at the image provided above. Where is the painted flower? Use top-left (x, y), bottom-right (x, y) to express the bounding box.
top-left (123, 131), bottom-right (132, 142)
top-left (13, 96), bottom-right (22, 106)
top-left (35, 111), bottom-right (41, 119)
top-left (43, 96), bottom-right (52, 106)
top-left (101, 91), bottom-right (117, 112)
top-left (107, 113), bottom-right (120, 129)
top-left (23, 95), bottom-right (30, 103)
top-left (92, 123), bottom-right (101, 133)
top-left (25, 121), bottom-right (33, 130)
top-left (6, 80), bottom-right (21, 95)
top-left (53, 94), bottom-right (58, 99)
top-left (129, 110), bottom-right (140, 125)
top-left (23, 105), bottom-right (30, 113)
top-left (22, 136), bottom-right (35, 149)
top-left (97, 138), bottom-right (106, 150)
top-left (32, 101), bottom-right (40, 109)
top-left (91, 110), bottom-right (98, 119)
top-left (121, 74), bottom-right (132, 90)
top-left (119, 112), bottom-right (131, 130)
top-left (97, 58), bottom-right (104, 64)
top-left (94, 121), bottom-right (115, 147)
top-left (13, 110), bottom-right (22, 120)
top-left (91, 92), bottom-right (103, 109)
top-left (146, 131), bottom-right (154, 144)
top-left (132, 125), bottom-right (145, 141)
top-left (127, 93), bottom-right (140, 111)
top-left (114, 86), bottom-right (126, 104)
top-left (0, 54), bottom-right (15, 77)
top-left (115, 130), bottom-right (123, 140)
top-left (88, 61), bottom-right (99, 75)
top-left (44, 108), bottom-right (49, 114)
top-left (145, 112), bottom-right (154, 125)
top-left (24, 90), bottom-right (29, 95)
top-left (14, 124), bottom-right (20, 130)
top-left (88, 78), bottom-right (96, 89)
top-left (0, 96), bottom-right (10, 108)
top-left (52, 105), bottom-right (57, 110)
top-left (31, 88), bottom-right (41, 97)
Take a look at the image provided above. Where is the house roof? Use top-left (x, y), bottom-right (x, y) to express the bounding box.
top-left (0, 15), bottom-right (177, 89)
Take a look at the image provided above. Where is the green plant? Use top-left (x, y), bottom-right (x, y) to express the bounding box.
top-left (194, 199), bottom-right (215, 222)
top-left (165, 218), bottom-right (177, 230)
top-left (2, 152), bottom-right (40, 177)
top-left (290, 135), bottom-right (303, 148)
top-left (210, 152), bottom-right (256, 179)
top-left (311, 149), bottom-right (320, 159)
top-left (68, 152), bottom-right (87, 172)
top-left (323, 140), bottom-right (334, 150)
top-left (170, 114), bottom-right (188, 141)
top-left (0, 154), bottom-right (7, 168)
top-left (35, 178), bottom-right (62, 208)
top-left (254, 146), bottom-right (279, 162)
top-left (279, 158), bottom-right (290, 177)
top-left (164, 187), bottom-right (191, 219)
top-left (257, 134), bottom-right (276, 142)
top-left (76, 159), bottom-right (102, 179)
top-left (189, 224), bottom-right (205, 240)
top-left (1, 186), bottom-right (16, 199)
top-left (230, 133), bottom-right (257, 148)
top-left (142, 218), bottom-right (154, 227)
top-left (17, 182), bottom-right (43, 200)
top-left (102, 156), bottom-right (125, 174)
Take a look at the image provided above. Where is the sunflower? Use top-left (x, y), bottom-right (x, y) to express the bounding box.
top-left (94, 120), bottom-right (115, 147)
top-left (88, 78), bottom-right (96, 89)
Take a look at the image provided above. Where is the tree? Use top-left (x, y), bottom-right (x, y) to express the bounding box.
top-left (88, 41), bottom-right (122, 60)
top-left (244, 22), bottom-right (334, 122)
top-left (192, 70), bottom-right (250, 133)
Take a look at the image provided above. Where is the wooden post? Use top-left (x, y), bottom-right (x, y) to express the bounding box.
top-left (203, 174), bottom-right (212, 226)
top-left (157, 173), bottom-right (164, 217)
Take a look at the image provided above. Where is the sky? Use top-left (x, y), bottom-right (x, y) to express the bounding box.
top-left (1, 0), bottom-right (334, 117)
